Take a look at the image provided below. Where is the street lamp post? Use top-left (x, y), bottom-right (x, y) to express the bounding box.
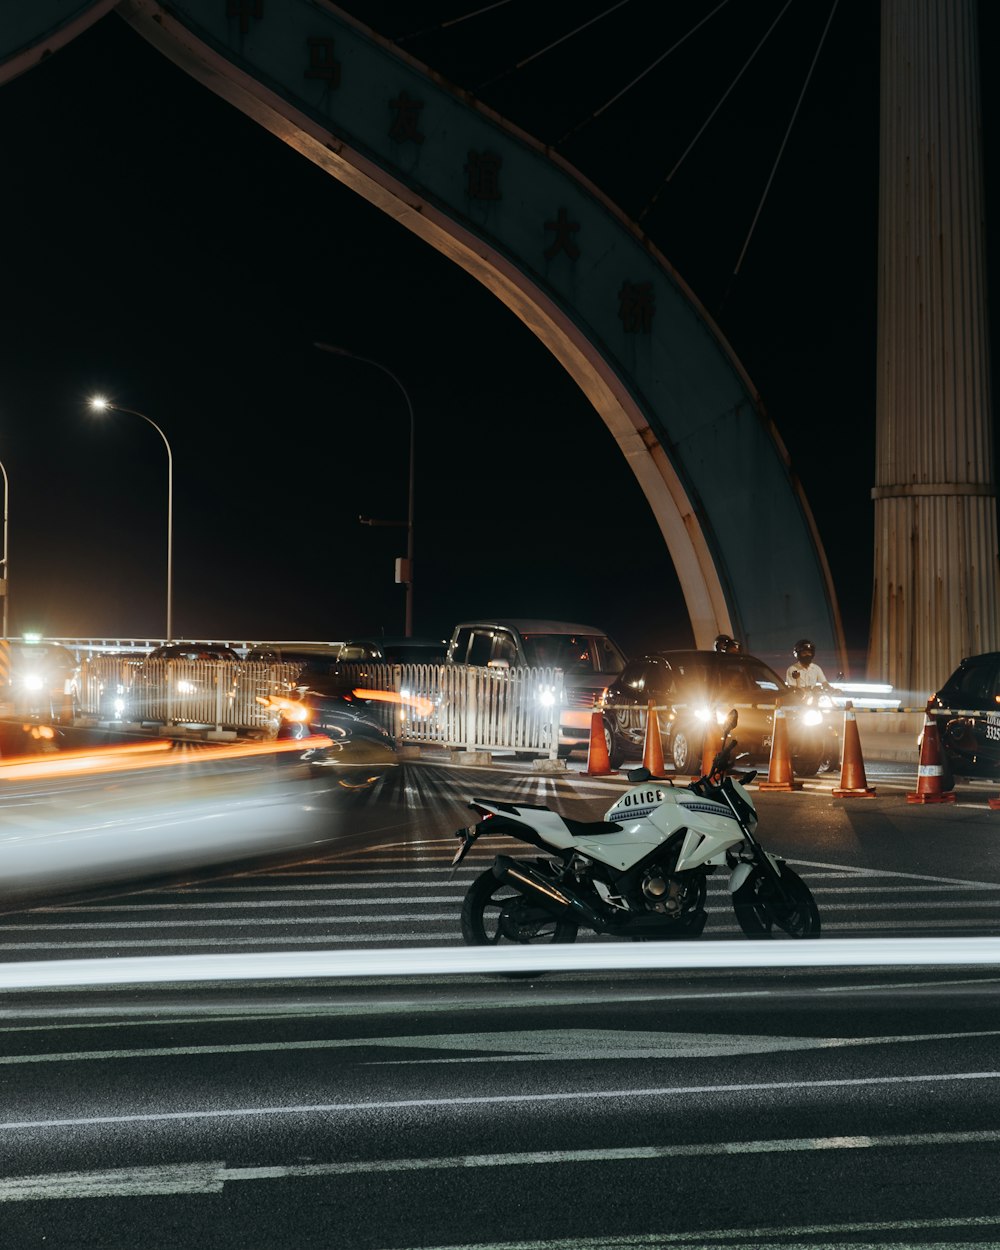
top-left (0, 457), bottom-right (9, 639)
top-left (313, 343), bottom-right (415, 637)
top-left (89, 397), bottom-right (174, 641)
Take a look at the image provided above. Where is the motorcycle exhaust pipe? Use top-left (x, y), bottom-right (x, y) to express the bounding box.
top-left (491, 855), bottom-right (611, 931)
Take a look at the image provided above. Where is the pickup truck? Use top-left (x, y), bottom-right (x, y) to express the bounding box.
top-left (446, 618), bottom-right (627, 755)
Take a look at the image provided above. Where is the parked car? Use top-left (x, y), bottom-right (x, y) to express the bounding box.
top-left (447, 619), bottom-right (627, 754)
top-left (929, 652), bottom-right (1000, 779)
top-left (3, 640), bottom-right (79, 721)
top-left (244, 642), bottom-right (344, 686)
top-left (603, 649), bottom-right (833, 774)
top-left (135, 642), bottom-right (243, 725)
top-left (336, 637), bottom-right (448, 665)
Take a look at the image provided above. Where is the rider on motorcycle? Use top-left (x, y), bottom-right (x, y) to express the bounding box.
top-left (785, 639), bottom-right (830, 691)
top-left (714, 633), bottom-right (742, 655)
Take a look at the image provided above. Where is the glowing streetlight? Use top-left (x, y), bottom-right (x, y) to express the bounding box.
top-left (313, 343), bottom-right (416, 637)
top-left (89, 397), bottom-right (174, 641)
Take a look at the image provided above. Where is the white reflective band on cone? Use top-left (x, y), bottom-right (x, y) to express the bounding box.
top-left (918, 765), bottom-right (944, 776)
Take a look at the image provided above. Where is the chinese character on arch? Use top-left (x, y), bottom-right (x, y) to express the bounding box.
top-left (226, 0), bottom-right (262, 36)
top-left (544, 207), bottom-right (581, 261)
top-left (465, 150), bottom-right (502, 201)
top-left (389, 92), bottom-right (425, 144)
top-left (618, 281), bottom-right (655, 334)
top-left (305, 37), bottom-right (341, 87)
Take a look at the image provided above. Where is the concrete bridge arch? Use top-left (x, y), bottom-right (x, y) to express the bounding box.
top-left (3, 0), bottom-right (845, 668)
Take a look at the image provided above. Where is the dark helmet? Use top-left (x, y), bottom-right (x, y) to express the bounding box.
top-left (793, 638), bottom-right (816, 662)
top-left (714, 633), bottom-right (739, 654)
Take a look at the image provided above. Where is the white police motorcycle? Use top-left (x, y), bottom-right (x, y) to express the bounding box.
top-left (453, 710), bottom-right (820, 943)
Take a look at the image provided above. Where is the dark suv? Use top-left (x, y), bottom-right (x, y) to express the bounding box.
top-left (929, 652), bottom-right (1000, 778)
top-left (603, 649), bottom-right (828, 774)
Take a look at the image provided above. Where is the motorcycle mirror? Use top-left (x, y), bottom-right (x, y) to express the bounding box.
top-left (625, 766), bottom-right (652, 783)
top-left (723, 708), bottom-right (738, 734)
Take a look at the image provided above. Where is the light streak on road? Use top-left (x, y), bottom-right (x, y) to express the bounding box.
top-left (354, 688), bottom-right (436, 717)
top-left (4, 936), bottom-right (1000, 989)
top-left (0, 735), bottom-right (333, 782)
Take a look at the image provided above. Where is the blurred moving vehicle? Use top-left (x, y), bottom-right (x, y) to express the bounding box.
top-left (265, 677), bottom-right (398, 793)
top-left (3, 640), bottom-right (79, 721)
top-left (929, 652), bottom-right (1000, 778)
top-left (603, 649), bottom-right (836, 775)
top-left (447, 619), bottom-right (626, 754)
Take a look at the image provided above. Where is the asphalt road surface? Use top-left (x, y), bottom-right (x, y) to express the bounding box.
top-left (2, 756), bottom-right (1000, 1246)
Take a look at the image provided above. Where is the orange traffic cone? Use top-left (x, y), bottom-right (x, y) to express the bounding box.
top-left (585, 709), bottom-right (612, 776)
top-left (642, 699), bottom-right (665, 777)
top-left (758, 703), bottom-right (802, 791)
top-left (907, 707), bottom-right (956, 804)
top-left (832, 701), bottom-right (875, 797)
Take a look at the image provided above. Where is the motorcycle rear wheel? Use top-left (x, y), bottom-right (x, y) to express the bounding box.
top-left (461, 868), bottom-right (579, 945)
top-left (732, 865), bottom-right (821, 938)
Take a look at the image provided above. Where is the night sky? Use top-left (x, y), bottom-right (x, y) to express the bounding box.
top-left (1, 2), bottom-right (996, 673)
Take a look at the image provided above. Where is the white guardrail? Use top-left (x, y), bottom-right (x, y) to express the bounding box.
top-left (75, 657), bottom-right (565, 756)
top-left (338, 662), bottom-right (564, 757)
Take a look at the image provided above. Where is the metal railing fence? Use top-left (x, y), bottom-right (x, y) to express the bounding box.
top-left (75, 657), bottom-right (564, 754)
top-left (77, 657), bottom-right (304, 731)
top-left (336, 662), bottom-right (564, 756)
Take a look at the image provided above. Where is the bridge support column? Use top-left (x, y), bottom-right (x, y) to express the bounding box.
top-left (870, 0), bottom-right (1000, 696)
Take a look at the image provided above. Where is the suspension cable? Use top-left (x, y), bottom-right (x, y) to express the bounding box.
top-left (638, 0), bottom-right (796, 222)
top-left (557, 0), bottom-right (730, 147)
top-left (731, 0), bottom-right (840, 275)
top-left (478, 0), bottom-right (632, 91)
top-left (396, 0), bottom-right (516, 45)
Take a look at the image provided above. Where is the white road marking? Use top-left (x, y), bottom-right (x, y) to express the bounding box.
top-left (0, 915), bottom-right (458, 931)
top-left (378, 1213), bottom-right (1000, 1250)
top-left (3, 1132), bottom-right (1000, 1203)
top-left (29, 880), bottom-right (1000, 910)
top-left (792, 857), bottom-right (1000, 889)
top-left (4, 1025), bottom-right (997, 1068)
top-left (4, 1071), bottom-right (1000, 1132)
top-left (0, 933), bottom-right (460, 951)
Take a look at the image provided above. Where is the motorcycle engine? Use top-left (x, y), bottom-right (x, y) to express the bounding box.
top-left (642, 867), bottom-right (683, 915)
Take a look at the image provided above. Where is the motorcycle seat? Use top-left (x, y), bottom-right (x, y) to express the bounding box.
top-left (560, 817), bottom-right (624, 838)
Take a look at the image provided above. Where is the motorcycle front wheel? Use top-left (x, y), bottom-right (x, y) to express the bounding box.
top-left (461, 869), bottom-right (579, 945)
top-left (732, 865), bottom-right (821, 938)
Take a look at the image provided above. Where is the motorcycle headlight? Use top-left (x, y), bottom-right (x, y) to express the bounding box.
top-left (538, 688), bottom-right (556, 708)
top-left (802, 709), bottom-right (823, 726)
top-left (21, 674), bottom-right (44, 691)
top-left (175, 680), bottom-right (196, 695)
top-left (694, 706), bottom-right (712, 723)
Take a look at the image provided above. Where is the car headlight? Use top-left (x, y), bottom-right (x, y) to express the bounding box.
top-left (694, 706), bottom-right (712, 723)
top-left (21, 674), bottom-right (44, 692)
top-left (258, 694), bottom-right (311, 723)
top-left (175, 680), bottom-right (196, 695)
